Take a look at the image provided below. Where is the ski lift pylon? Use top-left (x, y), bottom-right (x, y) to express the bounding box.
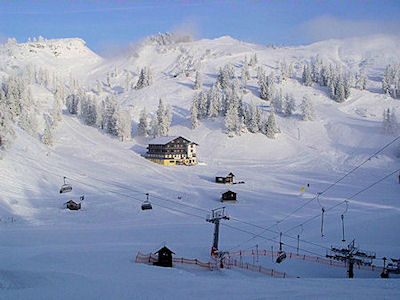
top-left (341, 201), bottom-right (349, 242)
top-left (59, 176), bottom-right (72, 194)
top-left (141, 193), bottom-right (152, 210)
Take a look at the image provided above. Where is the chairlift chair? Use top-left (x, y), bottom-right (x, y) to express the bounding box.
top-left (276, 250), bottom-right (287, 264)
top-left (59, 176), bottom-right (72, 194)
top-left (141, 193), bottom-right (152, 210)
top-left (276, 232), bottom-right (287, 264)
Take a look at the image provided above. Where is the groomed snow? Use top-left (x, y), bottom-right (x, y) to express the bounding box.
top-left (1, 34), bottom-right (400, 299)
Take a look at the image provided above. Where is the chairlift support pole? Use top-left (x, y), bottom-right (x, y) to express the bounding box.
top-left (341, 214), bottom-right (345, 242)
top-left (206, 207), bottom-right (229, 253)
top-left (297, 234), bottom-right (300, 255)
top-left (321, 208), bottom-right (325, 237)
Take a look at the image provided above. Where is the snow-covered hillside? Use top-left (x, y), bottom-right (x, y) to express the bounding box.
top-left (0, 34), bottom-right (400, 298)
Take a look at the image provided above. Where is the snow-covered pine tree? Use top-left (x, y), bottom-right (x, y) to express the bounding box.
top-left (265, 112), bottom-right (279, 139)
top-left (284, 94), bottom-right (295, 116)
top-left (135, 67), bottom-right (153, 90)
top-left (259, 72), bottom-right (275, 101)
top-left (302, 64), bottom-right (312, 86)
top-left (66, 94), bottom-right (80, 115)
top-left (0, 108), bottom-right (14, 152)
top-left (217, 67), bottom-right (230, 90)
top-left (82, 96), bottom-right (98, 126)
top-left (271, 89), bottom-right (283, 114)
top-left (225, 102), bottom-right (239, 134)
top-left (300, 95), bottom-right (316, 121)
top-left (164, 105), bottom-right (172, 136)
top-left (334, 75), bottom-right (346, 103)
top-left (51, 97), bottom-right (62, 125)
top-left (125, 72), bottom-right (130, 92)
top-left (106, 72), bottom-right (111, 87)
top-left (258, 75), bottom-right (268, 101)
top-left (194, 70), bottom-right (202, 90)
top-left (249, 53), bottom-right (258, 66)
top-left (257, 66), bottom-right (265, 83)
top-left (118, 110), bottom-right (132, 141)
top-left (240, 67), bottom-right (248, 88)
top-left (41, 120), bottom-right (53, 146)
top-left (149, 115), bottom-right (158, 138)
top-left (156, 98), bottom-right (165, 136)
top-left (103, 96), bottom-right (121, 136)
top-left (197, 91), bottom-right (208, 119)
top-left (248, 102), bottom-right (259, 133)
top-left (343, 73), bottom-right (352, 99)
top-left (311, 55), bottom-right (323, 83)
top-left (137, 108), bottom-right (149, 137)
top-left (135, 68), bottom-right (146, 90)
top-left (207, 84), bottom-right (220, 118)
top-left (96, 100), bottom-right (105, 130)
top-left (356, 68), bottom-right (367, 90)
top-left (190, 96), bottom-right (199, 129)
top-left (18, 106), bottom-right (38, 137)
top-left (146, 67), bottom-right (153, 86)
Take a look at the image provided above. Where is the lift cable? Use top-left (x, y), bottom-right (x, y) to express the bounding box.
top-left (262, 134), bottom-right (400, 230)
top-left (283, 167), bottom-right (400, 235)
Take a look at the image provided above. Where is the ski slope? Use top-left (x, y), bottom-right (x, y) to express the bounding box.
top-left (0, 34), bottom-right (400, 299)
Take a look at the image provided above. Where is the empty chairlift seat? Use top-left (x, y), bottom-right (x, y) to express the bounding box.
top-left (59, 176), bottom-right (72, 194)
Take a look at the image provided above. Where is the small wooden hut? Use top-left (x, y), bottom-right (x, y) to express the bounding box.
top-left (65, 200), bottom-right (81, 211)
top-left (153, 246), bottom-right (175, 267)
top-left (215, 172), bottom-right (235, 184)
top-left (221, 191), bottom-right (237, 202)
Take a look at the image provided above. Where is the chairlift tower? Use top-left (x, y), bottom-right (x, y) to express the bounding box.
top-left (326, 239), bottom-right (376, 278)
top-left (206, 207), bottom-right (229, 255)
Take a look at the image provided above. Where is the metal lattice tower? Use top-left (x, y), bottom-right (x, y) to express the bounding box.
top-left (206, 207), bottom-right (229, 254)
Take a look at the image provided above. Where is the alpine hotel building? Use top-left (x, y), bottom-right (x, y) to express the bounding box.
top-left (146, 136), bottom-right (198, 166)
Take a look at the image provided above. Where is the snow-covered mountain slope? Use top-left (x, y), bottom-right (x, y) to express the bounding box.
top-left (1, 34), bottom-right (400, 298)
top-left (0, 37), bottom-right (102, 78)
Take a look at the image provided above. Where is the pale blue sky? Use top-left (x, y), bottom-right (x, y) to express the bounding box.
top-left (0, 0), bottom-right (399, 54)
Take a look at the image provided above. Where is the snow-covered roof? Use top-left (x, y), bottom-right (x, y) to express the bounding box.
top-left (148, 136), bottom-right (198, 145)
top-left (149, 136), bottom-right (197, 145)
top-left (148, 136), bottom-right (179, 145)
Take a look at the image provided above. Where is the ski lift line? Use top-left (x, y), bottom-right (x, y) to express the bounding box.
top-left (229, 167), bottom-right (400, 251)
top-left (4, 153), bottom-right (399, 258)
top-left (221, 223), bottom-right (326, 259)
top-left (259, 134), bottom-right (400, 231)
top-left (283, 167), bottom-right (400, 235)
top-left (5, 155), bottom-right (209, 214)
top-left (229, 216), bottom-right (331, 251)
top-left (4, 157), bottom-right (207, 221)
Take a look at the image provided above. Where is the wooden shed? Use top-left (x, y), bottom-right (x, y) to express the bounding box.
top-left (65, 200), bottom-right (81, 211)
top-left (221, 190), bottom-right (237, 202)
top-left (215, 172), bottom-right (235, 184)
top-left (153, 246), bottom-right (175, 267)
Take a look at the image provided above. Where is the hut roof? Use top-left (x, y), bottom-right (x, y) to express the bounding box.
top-left (223, 190), bottom-right (236, 195)
top-left (66, 200), bottom-right (78, 205)
top-left (155, 246), bottom-right (175, 255)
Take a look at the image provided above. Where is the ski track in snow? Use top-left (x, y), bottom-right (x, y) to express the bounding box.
top-left (1, 34), bottom-right (400, 299)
